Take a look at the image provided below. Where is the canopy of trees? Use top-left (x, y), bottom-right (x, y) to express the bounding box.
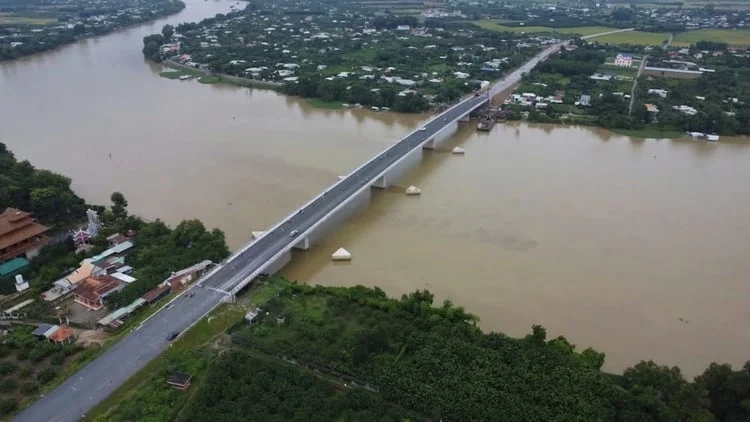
top-left (0, 142), bottom-right (86, 227)
top-left (225, 281), bottom-right (750, 421)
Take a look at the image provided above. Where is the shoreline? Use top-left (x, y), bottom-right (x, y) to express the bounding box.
top-left (161, 59), bottom-right (283, 89)
top-left (0, 3), bottom-right (187, 63)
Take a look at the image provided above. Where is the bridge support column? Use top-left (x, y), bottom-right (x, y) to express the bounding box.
top-left (422, 138), bottom-right (436, 150)
top-left (292, 236), bottom-right (310, 251)
top-left (459, 113), bottom-right (471, 123)
top-left (371, 174), bottom-right (388, 189)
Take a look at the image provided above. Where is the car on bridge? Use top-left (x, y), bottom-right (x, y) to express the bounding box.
top-left (167, 331), bottom-right (179, 341)
top-left (289, 230), bottom-right (299, 237)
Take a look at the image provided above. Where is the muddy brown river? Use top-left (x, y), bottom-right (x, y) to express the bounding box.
top-left (1, 0), bottom-right (748, 376)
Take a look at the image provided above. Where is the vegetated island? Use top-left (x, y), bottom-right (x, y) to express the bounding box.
top-left (95, 276), bottom-right (750, 421)
top-left (0, 141), bottom-right (229, 418)
top-left (0, 0), bottom-right (185, 61)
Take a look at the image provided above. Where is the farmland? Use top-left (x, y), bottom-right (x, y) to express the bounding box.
top-left (672, 29), bottom-right (750, 46)
top-left (591, 31), bottom-right (669, 46)
top-left (473, 21), bottom-right (618, 36)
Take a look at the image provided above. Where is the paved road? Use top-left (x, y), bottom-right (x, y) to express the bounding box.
top-left (16, 43), bottom-right (563, 422)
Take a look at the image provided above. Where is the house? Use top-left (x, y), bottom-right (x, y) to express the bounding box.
top-left (48, 325), bottom-right (76, 344)
top-left (106, 233), bottom-right (130, 247)
top-left (0, 208), bottom-right (51, 263)
top-left (73, 275), bottom-right (126, 310)
top-left (576, 95), bottom-right (591, 106)
top-left (163, 260), bottom-right (214, 291)
top-left (167, 373), bottom-right (192, 390)
top-left (142, 284), bottom-right (171, 304)
top-left (648, 89), bottom-right (668, 98)
top-left (97, 298), bottom-right (146, 329)
top-left (614, 53), bottom-right (633, 68)
top-left (644, 104), bottom-right (660, 113)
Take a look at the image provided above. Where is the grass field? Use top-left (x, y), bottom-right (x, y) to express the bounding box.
top-left (612, 128), bottom-right (684, 139)
top-left (672, 29), bottom-right (750, 46)
top-left (592, 31), bottom-right (668, 46)
top-left (473, 21), bottom-right (618, 36)
top-left (158, 69), bottom-right (201, 80)
top-left (0, 13), bottom-right (56, 25)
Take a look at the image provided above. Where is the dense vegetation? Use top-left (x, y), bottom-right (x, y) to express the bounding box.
top-left (0, 0), bottom-right (184, 61)
top-left (90, 197), bottom-right (230, 308)
top-left (226, 280), bottom-right (750, 421)
top-left (143, 0), bottom-right (538, 112)
top-left (507, 42), bottom-right (750, 136)
top-left (178, 351), bottom-right (422, 421)
top-left (0, 142), bottom-right (86, 227)
top-left (0, 325), bottom-right (87, 417)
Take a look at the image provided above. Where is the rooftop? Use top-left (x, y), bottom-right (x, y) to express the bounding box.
top-left (167, 372), bottom-right (192, 386)
top-left (48, 325), bottom-right (75, 342)
top-left (74, 275), bottom-right (124, 302)
top-left (0, 207), bottom-right (50, 254)
top-left (0, 257), bottom-right (29, 277)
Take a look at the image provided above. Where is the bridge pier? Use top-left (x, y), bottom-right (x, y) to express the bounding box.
top-left (459, 114), bottom-right (471, 123)
top-left (371, 174), bottom-right (388, 189)
top-left (292, 236), bottom-right (310, 251)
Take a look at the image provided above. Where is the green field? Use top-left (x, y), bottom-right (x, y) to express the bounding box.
top-left (0, 13), bottom-right (56, 25)
top-left (672, 29), bottom-right (750, 46)
top-left (591, 31), bottom-right (669, 46)
top-left (473, 21), bottom-right (617, 36)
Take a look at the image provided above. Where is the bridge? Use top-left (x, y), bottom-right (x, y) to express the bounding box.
top-left (16, 38), bottom-right (608, 422)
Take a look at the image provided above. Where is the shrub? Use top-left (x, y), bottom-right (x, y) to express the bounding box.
top-left (15, 348), bottom-right (29, 361)
top-left (0, 398), bottom-right (17, 416)
top-left (36, 367), bottom-right (57, 385)
top-left (0, 361), bottom-right (17, 376)
top-left (0, 378), bottom-right (17, 393)
top-left (18, 365), bottom-right (33, 378)
top-left (20, 381), bottom-right (38, 395)
top-left (51, 352), bottom-right (66, 365)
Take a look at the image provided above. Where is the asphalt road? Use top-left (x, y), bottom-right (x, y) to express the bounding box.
top-left (16, 43), bottom-right (563, 422)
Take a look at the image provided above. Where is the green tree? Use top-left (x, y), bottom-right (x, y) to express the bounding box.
top-left (110, 191), bottom-right (128, 220)
top-left (162, 24), bottom-right (174, 40)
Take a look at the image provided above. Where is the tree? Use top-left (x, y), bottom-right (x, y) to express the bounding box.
top-left (110, 191), bottom-right (128, 220)
top-left (162, 24), bottom-right (174, 40)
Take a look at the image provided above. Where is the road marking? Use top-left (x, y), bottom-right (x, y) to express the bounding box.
top-left (205, 286), bottom-right (231, 295)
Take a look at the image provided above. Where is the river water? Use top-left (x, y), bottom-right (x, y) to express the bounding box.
top-left (1, 0), bottom-right (749, 376)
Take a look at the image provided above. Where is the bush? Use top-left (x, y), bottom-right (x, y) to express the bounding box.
top-left (20, 381), bottom-right (38, 395)
top-left (15, 348), bottom-right (29, 361)
top-left (18, 365), bottom-right (33, 378)
top-left (51, 352), bottom-right (66, 365)
top-left (0, 398), bottom-right (17, 416)
top-left (0, 345), bottom-right (9, 358)
top-left (0, 378), bottom-right (17, 393)
top-left (0, 361), bottom-right (17, 376)
top-left (36, 367), bottom-right (57, 385)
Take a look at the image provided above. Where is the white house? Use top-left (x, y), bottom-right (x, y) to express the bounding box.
top-left (614, 53), bottom-right (633, 68)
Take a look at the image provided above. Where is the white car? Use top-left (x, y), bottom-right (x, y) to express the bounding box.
top-left (419, 127), bottom-right (427, 131)
top-left (289, 230), bottom-right (299, 237)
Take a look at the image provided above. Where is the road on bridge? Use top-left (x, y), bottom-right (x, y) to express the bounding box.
top-left (16, 41), bottom-right (565, 422)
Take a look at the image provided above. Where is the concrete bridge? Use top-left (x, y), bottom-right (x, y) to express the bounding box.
top-left (196, 42), bottom-right (566, 299)
top-left (15, 41), bottom-right (576, 422)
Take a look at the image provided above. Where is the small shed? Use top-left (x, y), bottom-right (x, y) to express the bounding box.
top-left (32, 324), bottom-right (57, 339)
top-left (167, 373), bottom-right (192, 390)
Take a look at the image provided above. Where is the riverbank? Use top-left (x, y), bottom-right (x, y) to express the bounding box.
top-left (0, 0), bottom-right (185, 62)
top-left (160, 59), bottom-right (282, 89)
top-left (89, 276), bottom-right (750, 421)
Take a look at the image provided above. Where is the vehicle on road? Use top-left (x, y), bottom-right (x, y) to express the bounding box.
top-left (167, 331), bottom-right (179, 341)
top-left (419, 127), bottom-right (426, 131)
top-left (289, 229), bottom-right (299, 237)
